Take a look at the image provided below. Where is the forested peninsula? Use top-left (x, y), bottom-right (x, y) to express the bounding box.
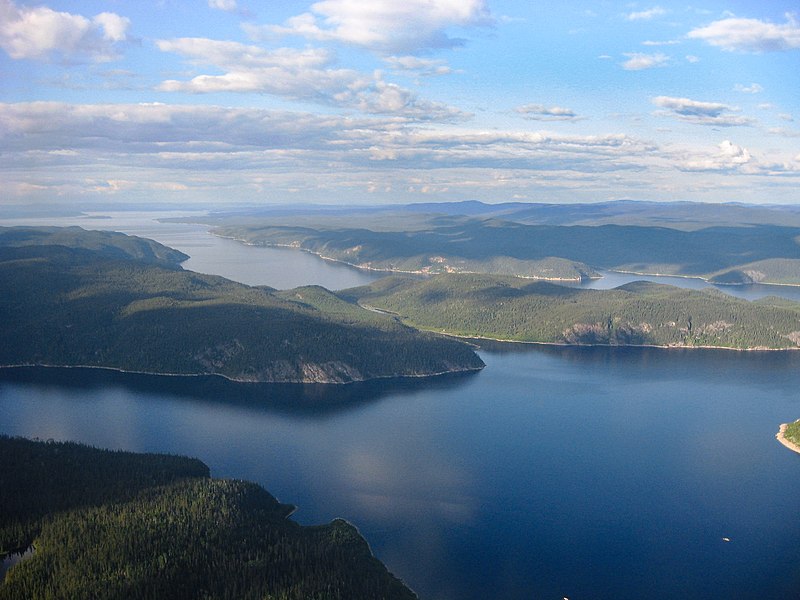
top-left (343, 274), bottom-right (800, 350)
top-left (0, 226), bottom-right (484, 383)
top-left (202, 202), bottom-right (800, 285)
top-left (0, 436), bottom-right (416, 600)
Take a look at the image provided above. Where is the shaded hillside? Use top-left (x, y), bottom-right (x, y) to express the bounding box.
top-left (0, 226), bottom-right (188, 266)
top-left (344, 274), bottom-right (800, 349)
top-left (0, 436), bottom-right (416, 600)
top-left (0, 229), bottom-right (483, 383)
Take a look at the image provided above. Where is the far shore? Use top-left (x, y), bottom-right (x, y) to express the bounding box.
top-left (776, 423), bottom-right (800, 455)
top-left (212, 230), bottom-right (800, 289)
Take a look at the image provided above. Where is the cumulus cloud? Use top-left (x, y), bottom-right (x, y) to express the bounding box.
top-left (155, 37), bottom-right (467, 121)
top-left (652, 96), bottom-right (754, 127)
top-left (622, 52), bottom-right (669, 70)
top-left (687, 15), bottom-right (800, 52)
top-left (260, 0), bottom-right (493, 54)
top-left (680, 140), bottom-right (752, 172)
top-left (0, 0), bottom-right (129, 62)
top-left (516, 104), bottom-right (582, 121)
top-left (626, 6), bottom-right (666, 21)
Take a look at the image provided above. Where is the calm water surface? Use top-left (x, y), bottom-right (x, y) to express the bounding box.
top-left (2, 212), bottom-right (800, 599)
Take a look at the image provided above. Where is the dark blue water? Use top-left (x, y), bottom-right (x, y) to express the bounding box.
top-left (2, 347), bottom-right (800, 600)
top-left (2, 212), bottom-right (800, 599)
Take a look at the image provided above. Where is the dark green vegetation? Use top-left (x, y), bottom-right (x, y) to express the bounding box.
top-left (784, 421), bottom-right (800, 447)
top-left (0, 436), bottom-right (416, 600)
top-left (204, 201), bottom-right (800, 284)
top-left (344, 274), bottom-right (800, 349)
top-left (0, 227), bottom-right (483, 383)
top-left (0, 226), bottom-right (189, 266)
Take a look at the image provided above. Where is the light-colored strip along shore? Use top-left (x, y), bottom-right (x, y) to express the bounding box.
top-left (776, 423), bottom-right (800, 455)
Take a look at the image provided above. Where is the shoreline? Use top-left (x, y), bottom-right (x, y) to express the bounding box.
top-left (213, 231), bottom-right (800, 289)
top-left (424, 331), bottom-right (800, 353)
top-left (776, 423), bottom-right (800, 455)
top-left (604, 268), bottom-right (800, 289)
top-left (0, 362), bottom-right (483, 386)
top-left (211, 233), bottom-right (593, 283)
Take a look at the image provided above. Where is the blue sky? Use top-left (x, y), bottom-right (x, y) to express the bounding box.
top-left (1, 0), bottom-right (799, 207)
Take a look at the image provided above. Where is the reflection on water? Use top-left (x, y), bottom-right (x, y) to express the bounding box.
top-left (0, 366), bottom-right (478, 419)
top-left (1, 547), bottom-right (34, 582)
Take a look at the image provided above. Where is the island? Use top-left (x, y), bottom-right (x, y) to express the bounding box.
top-left (776, 420), bottom-right (800, 455)
top-left (0, 226), bottom-right (484, 383)
top-left (0, 435), bottom-right (416, 599)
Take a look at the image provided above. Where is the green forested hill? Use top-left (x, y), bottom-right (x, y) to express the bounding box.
top-left (0, 436), bottom-right (416, 600)
top-left (211, 217), bottom-right (800, 284)
top-left (0, 230), bottom-right (483, 383)
top-left (344, 274), bottom-right (800, 349)
top-left (0, 226), bottom-right (189, 266)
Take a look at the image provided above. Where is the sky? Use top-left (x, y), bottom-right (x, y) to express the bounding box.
top-left (1, 0), bottom-right (799, 208)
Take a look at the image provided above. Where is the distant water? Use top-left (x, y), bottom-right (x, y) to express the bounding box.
top-left (3, 210), bottom-right (800, 299)
top-left (0, 211), bottom-right (380, 290)
top-left (576, 269), bottom-right (800, 302)
top-left (2, 211), bottom-right (800, 599)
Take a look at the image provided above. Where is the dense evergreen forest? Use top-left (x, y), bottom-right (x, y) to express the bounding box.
top-left (0, 227), bottom-right (483, 383)
top-left (0, 436), bottom-right (416, 600)
top-left (343, 274), bottom-right (800, 349)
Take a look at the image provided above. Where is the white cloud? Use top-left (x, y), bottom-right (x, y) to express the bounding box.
top-left (262, 0), bottom-right (493, 54)
top-left (155, 38), bottom-right (467, 121)
top-left (652, 96), bottom-right (754, 127)
top-left (687, 15), bottom-right (800, 52)
top-left (208, 0), bottom-right (237, 12)
top-left (0, 0), bottom-right (129, 62)
top-left (685, 55), bottom-right (700, 63)
top-left (626, 6), bottom-right (666, 21)
top-left (516, 104), bottom-right (582, 121)
top-left (93, 13), bottom-right (129, 43)
top-left (384, 55), bottom-right (453, 76)
top-left (680, 140), bottom-right (752, 172)
top-left (622, 52), bottom-right (669, 70)
top-left (734, 83), bottom-right (763, 94)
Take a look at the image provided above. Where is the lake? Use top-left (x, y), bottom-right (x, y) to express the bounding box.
top-left (2, 212), bottom-right (800, 599)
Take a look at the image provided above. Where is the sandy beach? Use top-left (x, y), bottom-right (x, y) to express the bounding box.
top-left (776, 423), bottom-right (800, 455)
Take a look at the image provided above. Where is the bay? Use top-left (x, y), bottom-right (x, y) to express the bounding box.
top-left (2, 212), bottom-right (800, 599)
